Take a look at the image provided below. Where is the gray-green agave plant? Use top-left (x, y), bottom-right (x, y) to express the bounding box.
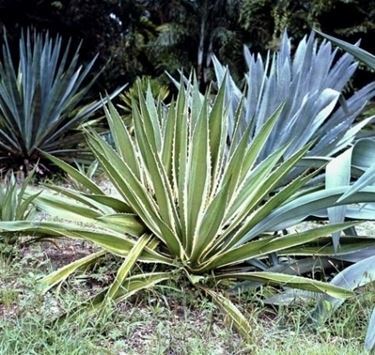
top-left (315, 30), bottom-right (375, 205)
top-left (2, 80), bottom-right (375, 336)
top-left (0, 29), bottom-right (123, 173)
top-left (314, 30), bottom-right (375, 353)
top-left (210, 31), bottom-right (375, 247)
top-left (212, 31), bottom-right (375, 160)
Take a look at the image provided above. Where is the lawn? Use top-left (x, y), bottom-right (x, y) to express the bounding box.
top-left (1, 232), bottom-right (373, 355)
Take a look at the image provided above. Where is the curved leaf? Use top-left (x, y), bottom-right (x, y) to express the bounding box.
top-left (316, 30), bottom-right (375, 70)
top-left (205, 288), bottom-right (252, 339)
top-left (212, 272), bottom-right (353, 299)
top-left (41, 250), bottom-right (106, 292)
top-left (365, 308), bottom-right (375, 352)
top-left (311, 255), bottom-right (375, 324)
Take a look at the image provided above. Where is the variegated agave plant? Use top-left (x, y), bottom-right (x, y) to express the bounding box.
top-left (2, 80), bottom-right (375, 336)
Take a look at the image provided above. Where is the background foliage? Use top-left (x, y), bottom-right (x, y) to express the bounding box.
top-left (1, 0), bottom-right (374, 90)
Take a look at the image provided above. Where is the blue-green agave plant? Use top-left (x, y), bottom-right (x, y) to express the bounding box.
top-left (0, 29), bottom-right (124, 173)
top-left (213, 31), bottom-right (375, 160)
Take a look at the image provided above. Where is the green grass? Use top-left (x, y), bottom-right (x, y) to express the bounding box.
top-left (0, 240), bottom-right (373, 355)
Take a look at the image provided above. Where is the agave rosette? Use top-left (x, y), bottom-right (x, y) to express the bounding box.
top-left (2, 79), bottom-right (375, 335)
top-left (213, 32), bottom-right (375, 159)
top-left (0, 29), bottom-right (124, 171)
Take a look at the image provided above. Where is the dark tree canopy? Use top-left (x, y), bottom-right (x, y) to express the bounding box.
top-left (0, 0), bottom-right (374, 92)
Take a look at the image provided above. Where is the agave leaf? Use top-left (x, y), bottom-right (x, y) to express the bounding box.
top-left (311, 255), bottom-right (375, 324)
top-left (205, 288), bottom-right (252, 339)
top-left (204, 222), bottom-right (359, 271)
top-left (174, 87), bottom-right (189, 245)
top-left (43, 152), bottom-right (104, 194)
top-left (208, 74), bottom-right (227, 180)
top-left (332, 246), bottom-right (375, 263)
top-left (187, 99), bottom-right (211, 254)
top-left (41, 184), bottom-right (115, 216)
top-left (331, 138), bottom-right (375, 204)
top-left (267, 257), bottom-right (334, 277)
top-left (297, 157), bottom-right (331, 169)
top-left (227, 144), bottom-right (312, 247)
top-left (51, 229), bottom-right (170, 264)
top-left (320, 137), bottom-right (375, 237)
top-left (41, 250), bottom-right (106, 292)
top-left (352, 138), bottom-right (375, 170)
top-left (365, 308), bottom-right (375, 352)
top-left (245, 186), bottom-right (375, 239)
top-left (60, 272), bottom-right (173, 316)
top-left (17, 191), bottom-right (41, 220)
top-left (0, 220), bottom-right (172, 264)
top-left (281, 236), bottom-right (375, 257)
top-left (104, 234), bottom-right (151, 303)
top-left (133, 98), bottom-right (179, 236)
top-left (97, 214), bottom-right (146, 236)
top-left (82, 194), bottom-right (132, 213)
top-left (160, 97), bottom-right (176, 178)
top-left (316, 30), bottom-right (375, 70)
top-left (224, 146), bottom-right (288, 233)
top-left (192, 179), bottom-right (231, 261)
top-left (137, 84), bottom-right (162, 152)
top-left (107, 272), bottom-right (173, 305)
top-left (1, 179), bottom-right (17, 220)
top-left (236, 170), bottom-right (318, 237)
top-left (264, 289), bottom-right (320, 306)
top-left (33, 192), bottom-right (103, 221)
top-left (0, 220), bottom-right (94, 234)
top-left (338, 165), bottom-right (375, 203)
top-left (214, 272), bottom-right (353, 299)
top-left (326, 148), bottom-right (352, 248)
top-left (86, 133), bottom-right (173, 244)
top-left (105, 101), bottom-right (141, 178)
top-left (220, 105), bottom-right (284, 211)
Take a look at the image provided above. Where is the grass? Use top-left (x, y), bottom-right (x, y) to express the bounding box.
top-left (0, 238), bottom-right (373, 355)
